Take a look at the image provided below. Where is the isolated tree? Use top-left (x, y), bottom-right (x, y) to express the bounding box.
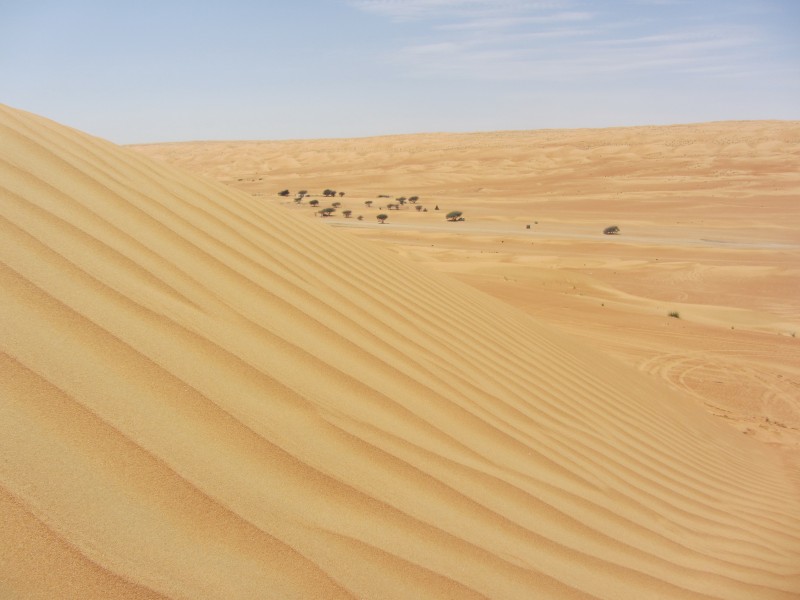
top-left (408, 196), bottom-right (419, 204)
top-left (446, 210), bottom-right (463, 221)
top-left (298, 190), bottom-right (308, 197)
top-left (396, 197), bottom-right (406, 206)
top-left (377, 213), bottom-right (388, 224)
top-left (364, 200), bottom-right (373, 208)
top-left (387, 203), bottom-right (398, 210)
top-left (603, 225), bottom-right (620, 235)
top-left (309, 199), bottom-right (320, 207)
top-left (343, 209), bottom-right (352, 218)
top-left (278, 189), bottom-right (290, 197)
top-left (415, 205), bottom-right (423, 212)
top-left (320, 207), bottom-right (336, 217)
top-left (338, 192), bottom-right (345, 197)
top-left (357, 215), bottom-right (364, 220)
top-left (332, 201), bottom-right (342, 208)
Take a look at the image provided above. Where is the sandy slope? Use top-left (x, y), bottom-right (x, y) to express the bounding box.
top-left (3, 105), bottom-right (800, 599)
top-left (133, 122), bottom-right (800, 452)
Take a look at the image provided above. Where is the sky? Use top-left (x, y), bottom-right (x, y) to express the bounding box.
top-left (2, 0), bottom-right (798, 143)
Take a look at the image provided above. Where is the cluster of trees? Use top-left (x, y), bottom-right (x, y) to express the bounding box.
top-left (278, 189), bottom-right (342, 199)
top-left (277, 187), bottom-right (471, 226)
top-left (276, 189), bottom-right (623, 235)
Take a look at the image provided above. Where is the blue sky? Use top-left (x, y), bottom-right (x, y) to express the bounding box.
top-left (2, 0), bottom-right (798, 143)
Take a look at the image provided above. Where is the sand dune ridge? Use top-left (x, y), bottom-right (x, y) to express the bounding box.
top-left (2, 105), bottom-right (799, 598)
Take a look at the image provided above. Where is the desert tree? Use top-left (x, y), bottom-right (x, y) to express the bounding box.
top-left (320, 207), bottom-right (336, 217)
top-left (309, 199), bottom-right (320, 207)
top-left (364, 200), bottom-right (373, 208)
top-left (278, 189), bottom-right (290, 197)
top-left (338, 192), bottom-right (345, 197)
top-left (603, 225), bottom-right (620, 235)
top-left (415, 205), bottom-right (423, 212)
top-left (377, 213), bottom-right (388, 223)
top-left (332, 201), bottom-right (342, 208)
top-left (408, 196), bottom-right (419, 204)
top-left (446, 210), bottom-right (463, 221)
top-left (343, 209), bottom-right (353, 218)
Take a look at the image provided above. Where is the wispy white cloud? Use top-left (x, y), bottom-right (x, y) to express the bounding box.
top-left (348, 0), bottom-right (770, 83)
top-left (436, 11), bottom-right (592, 31)
top-left (349, 0), bottom-right (571, 21)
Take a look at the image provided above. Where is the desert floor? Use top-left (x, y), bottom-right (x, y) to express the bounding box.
top-left (134, 121), bottom-right (800, 455)
top-left (4, 106), bottom-right (799, 599)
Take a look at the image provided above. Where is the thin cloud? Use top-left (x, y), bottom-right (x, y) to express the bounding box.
top-left (348, 0), bottom-right (772, 83)
top-left (349, 0), bottom-right (570, 21)
top-left (437, 12), bottom-right (593, 31)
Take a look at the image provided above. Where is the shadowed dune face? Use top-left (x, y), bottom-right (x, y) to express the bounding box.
top-left (3, 104), bottom-right (800, 599)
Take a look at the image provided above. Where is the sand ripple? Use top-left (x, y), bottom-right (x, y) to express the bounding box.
top-left (2, 105), bottom-right (799, 599)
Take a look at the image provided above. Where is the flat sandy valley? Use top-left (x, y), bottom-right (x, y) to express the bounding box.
top-left (3, 105), bottom-right (799, 599)
top-left (134, 121), bottom-right (800, 451)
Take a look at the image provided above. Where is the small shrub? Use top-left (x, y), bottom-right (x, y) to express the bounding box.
top-left (668, 311), bottom-right (680, 319)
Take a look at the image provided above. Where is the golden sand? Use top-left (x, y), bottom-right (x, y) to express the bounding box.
top-left (2, 105), bottom-right (799, 598)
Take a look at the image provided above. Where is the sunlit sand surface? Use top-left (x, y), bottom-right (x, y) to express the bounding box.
top-left (2, 105), bottom-right (798, 598)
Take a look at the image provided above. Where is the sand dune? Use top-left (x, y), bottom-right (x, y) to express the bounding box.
top-left (3, 104), bottom-right (800, 598)
top-left (134, 121), bottom-right (800, 450)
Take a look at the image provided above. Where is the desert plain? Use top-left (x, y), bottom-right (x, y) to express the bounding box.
top-left (2, 104), bottom-right (800, 598)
